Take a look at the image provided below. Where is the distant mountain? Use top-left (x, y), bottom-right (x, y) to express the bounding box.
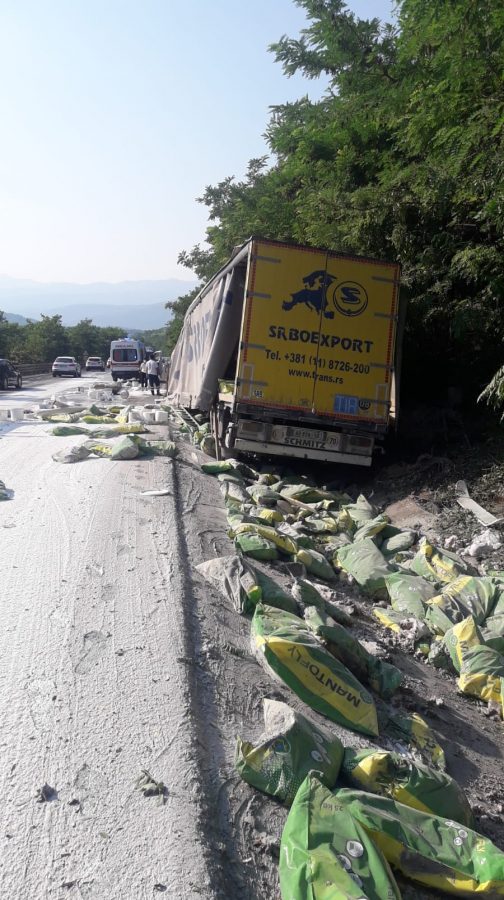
top-left (0, 275), bottom-right (197, 327)
top-left (4, 312), bottom-right (29, 325)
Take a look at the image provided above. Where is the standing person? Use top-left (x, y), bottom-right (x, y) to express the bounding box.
top-left (146, 356), bottom-right (160, 396)
top-left (139, 359), bottom-right (147, 389)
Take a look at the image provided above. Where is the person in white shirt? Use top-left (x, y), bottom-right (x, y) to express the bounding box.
top-left (139, 359), bottom-right (147, 389)
top-left (146, 357), bottom-right (160, 396)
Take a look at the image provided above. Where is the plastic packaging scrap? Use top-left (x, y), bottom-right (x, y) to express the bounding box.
top-left (334, 787), bottom-right (504, 896)
top-left (236, 699), bottom-right (344, 806)
top-left (251, 604), bottom-right (379, 737)
top-left (337, 539), bottom-right (394, 597)
top-left (341, 747), bottom-right (474, 826)
top-left (425, 575), bottom-right (499, 635)
top-left (341, 494), bottom-right (377, 527)
top-left (382, 710), bottom-right (446, 770)
top-left (304, 605), bottom-right (403, 700)
top-left (279, 774), bottom-right (401, 900)
top-left (410, 539), bottom-right (475, 585)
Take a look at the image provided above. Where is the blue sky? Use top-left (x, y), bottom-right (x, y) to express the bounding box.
top-left (0, 0), bottom-right (395, 284)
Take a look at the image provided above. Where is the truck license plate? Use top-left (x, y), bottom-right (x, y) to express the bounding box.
top-left (271, 425), bottom-right (341, 451)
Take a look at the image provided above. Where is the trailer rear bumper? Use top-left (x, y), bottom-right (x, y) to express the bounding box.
top-left (233, 438), bottom-right (373, 467)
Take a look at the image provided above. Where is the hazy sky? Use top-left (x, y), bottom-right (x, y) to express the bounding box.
top-left (0, 0), bottom-right (394, 284)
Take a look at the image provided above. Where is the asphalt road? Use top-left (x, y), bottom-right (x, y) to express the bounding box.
top-left (0, 375), bottom-right (219, 899)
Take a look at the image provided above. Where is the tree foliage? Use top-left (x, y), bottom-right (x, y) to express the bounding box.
top-left (178, 0), bottom-right (504, 406)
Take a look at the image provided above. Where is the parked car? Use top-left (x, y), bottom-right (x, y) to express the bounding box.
top-left (52, 356), bottom-right (81, 378)
top-left (85, 356), bottom-right (105, 372)
top-left (0, 358), bottom-right (22, 390)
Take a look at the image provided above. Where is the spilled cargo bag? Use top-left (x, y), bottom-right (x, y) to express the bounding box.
top-left (232, 523), bottom-right (298, 556)
top-left (335, 788), bottom-right (504, 896)
top-left (236, 699), bottom-right (344, 805)
top-left (458, 645), bottom-right (504, 711)
top-left (251, 604), bottom-right (379, 737)
top-left (200, 460), bottom-right (234, 475)
top-left (109, 436), bottom-right (141, 460)
top-left (383, 711), bottom-right (446, 770)
top-left (443, 616), bottom-right (485, 673)
top-left (304, 606), bottom-right (403, 700)
top-left (337, 539), bottom-right (394, 597)
top-left (341, 494), bottom-right (377, 526)
top-left (301, 514), bottom-right (339, 534)
top-left (144, 440), bottom-right (178, 458)
top-left (280, 484), bottom-right (337, 505)
top-left (0, 480), bottom-right (10, 500)
top-left (352, 515), bottom-right (390, 542)
top-left (341, 748), bottom-right (474, 827)
top-left (410, 540), bottom-right (475, 585)
top-left (426, 576), bottom-right (498, 636)
top-left (385, 572), bottom-right (436, 620)
top-left (234, 532), bottom-right (278, 561)
top-left (279, 774), bottom-right (401, 900)
top-left (251, 567), bottom-right (298, 614)
top-left (52, 444), bottom-right (93, 464)
top-left (482, 614), bottom-right (504, 654)
top-left (220, 480), bottom-right (250, 508)
top-left (292, 578), bottom-right (326, 612)
top-left (256, 507), bottom-right (284, 525)
top-left (196, 555), bottom-right (262, 615)
top-left (246, 483), bottom-right (281, 507)
top-left (295, 548), bottom-right (336, 581)
top-left (380, 530), bottom-right (417, 556)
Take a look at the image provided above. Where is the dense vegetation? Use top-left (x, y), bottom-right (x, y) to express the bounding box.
top-left (176, 0), bottom-right (504, 410)
top-left (0, 314), bottom-right (173, 366)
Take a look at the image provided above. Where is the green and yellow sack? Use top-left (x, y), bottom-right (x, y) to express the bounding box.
top-left (295, 547), bottom-right (336, 581)
top-left (443, 616), bottom-right (485, 673)
top-left (279, 774), bottom-right (401, 900)
top-left (383, 711), bottom-right (446, 770)
top-left (234, 532), bottom-right (278, 561)
top-left (337, 539), bottom-right (394, 598)
top-left (410, 540), bottom-right (475, 585)
top-left (385, 572), bottom-right (436, 620)
top-left (252, 604), bottom-right (379, 737)
top-left (304, 606), bottom-right (403, 700)
top-left (335, 787), bottom-right (504, 896)
top-left (341, 747), bottom-right (474, 827)
top-left (426, 576), bottom-right (498, 636)
top-left (232, 522), bottom-right (297, 556)
top-left (236, 699), bottom-right (344, 805)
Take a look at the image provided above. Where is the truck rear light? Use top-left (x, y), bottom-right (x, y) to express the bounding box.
top-left (237, 419), bottom-right (266, 440)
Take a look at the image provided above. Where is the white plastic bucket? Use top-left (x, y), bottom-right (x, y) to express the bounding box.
top-left (155, 410), bottom-right (168, 424)
top-left (143, 411), bottom-right (156, 424)
top-left (9, 408), bottom-right (24, 421)
top-left (0, 409), bottom-right (9, 421)
top-left (128, 409), bottom-right (143, 423)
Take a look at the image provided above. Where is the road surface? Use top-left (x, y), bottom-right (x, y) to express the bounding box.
top-left (0, 375), bottom-right (227, 899)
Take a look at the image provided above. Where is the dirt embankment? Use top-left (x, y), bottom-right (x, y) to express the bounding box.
top-left (172, 430), bottom-right (504, 899)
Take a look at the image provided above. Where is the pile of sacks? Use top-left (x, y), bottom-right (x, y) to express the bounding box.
top-left (39, 403), bottom-right (178, 463)
top-left (196, 458), bottom-right (504, 897)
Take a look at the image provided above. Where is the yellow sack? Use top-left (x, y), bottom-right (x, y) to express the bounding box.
top-left (411, 540), bottom-right (473, 585)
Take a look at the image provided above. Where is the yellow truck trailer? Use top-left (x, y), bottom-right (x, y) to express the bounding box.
top-left (168, 237), bottom-right (403, 466)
